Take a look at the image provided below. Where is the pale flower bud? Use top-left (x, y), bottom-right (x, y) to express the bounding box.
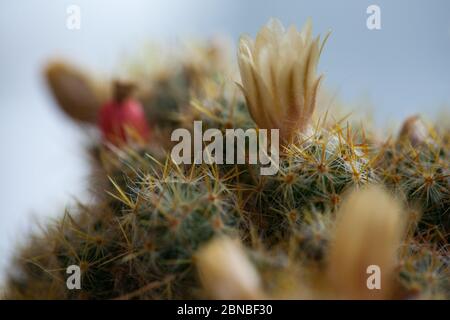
top-left (195, 237), bottom-right (263, 299)
top-left (399, 115), bottom-right (430, 146)
top-left (328, 185), bottom-right (405, 299)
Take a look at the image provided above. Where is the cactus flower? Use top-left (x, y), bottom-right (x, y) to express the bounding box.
top-left (237, 18), bottom-right (326, 143)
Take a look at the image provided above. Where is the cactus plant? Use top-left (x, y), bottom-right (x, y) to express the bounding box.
top-left (2, 19), bottom-right (449, 300)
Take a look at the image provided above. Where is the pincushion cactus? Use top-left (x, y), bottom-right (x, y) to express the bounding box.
top-left (2, 19), bottom-right (449, 300)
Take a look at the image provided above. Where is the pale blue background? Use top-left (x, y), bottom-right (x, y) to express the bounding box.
top-left (0, 0), bottom-right (449, 283)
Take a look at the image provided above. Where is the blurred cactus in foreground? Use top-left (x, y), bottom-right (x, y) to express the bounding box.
top-left (3, 19), bottom-right (449, 300)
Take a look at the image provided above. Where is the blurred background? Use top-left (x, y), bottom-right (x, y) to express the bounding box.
top-left (0, 0), bottom-right (449, 283)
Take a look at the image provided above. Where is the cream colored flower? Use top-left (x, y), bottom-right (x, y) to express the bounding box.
top-left (238, 18), bottom-right (326, 143)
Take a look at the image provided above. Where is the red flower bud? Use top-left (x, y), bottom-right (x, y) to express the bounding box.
top-left (98, 81), bottom-right (150, 145)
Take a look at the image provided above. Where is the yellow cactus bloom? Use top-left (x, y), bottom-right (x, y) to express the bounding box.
top-left (237, 18), bottom-right (327, 143)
